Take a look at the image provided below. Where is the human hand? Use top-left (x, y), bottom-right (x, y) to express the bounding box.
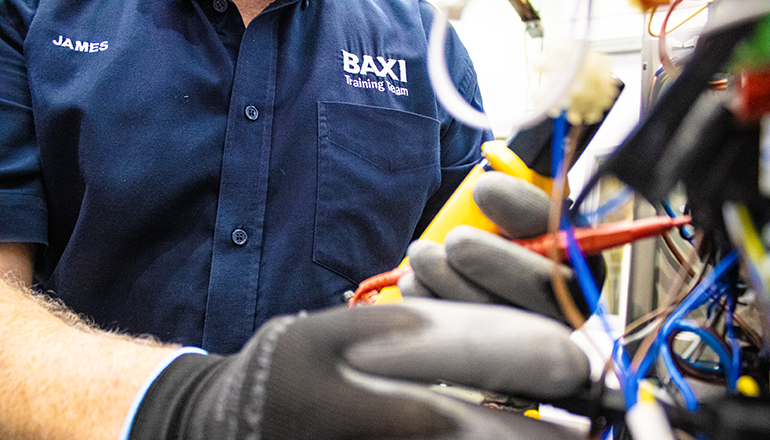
top-left (399, 171), bottom-right (605, 326)
top-left (128, 299), bottom-right (591, 440)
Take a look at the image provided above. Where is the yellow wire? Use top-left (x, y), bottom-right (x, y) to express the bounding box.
top-left (647, 2), bottom-right (711, 38)
top-left (735, 204), bottom-right (766, 262)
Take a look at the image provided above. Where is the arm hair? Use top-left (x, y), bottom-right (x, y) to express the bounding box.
top-left (0, 279), bottom-right (177, 440)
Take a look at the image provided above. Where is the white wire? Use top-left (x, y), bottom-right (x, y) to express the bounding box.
top-left (427, 0), bottom-right (594, 136)
top-left (618, 317), bottom-right (664, 346)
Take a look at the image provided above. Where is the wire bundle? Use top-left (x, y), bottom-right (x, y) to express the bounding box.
top-left (551, 117), bottom-right (758, 439)
top-left (611, 252), bottom-right (741, 412)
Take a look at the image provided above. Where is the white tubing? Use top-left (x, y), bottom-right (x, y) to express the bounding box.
top-left (428, 14), bottom-right (492, 130)
top-left (426, 0), bottom-right (593, 136)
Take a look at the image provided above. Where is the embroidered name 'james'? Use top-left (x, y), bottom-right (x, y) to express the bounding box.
top-left (52, 35), bottom-right (108, 52)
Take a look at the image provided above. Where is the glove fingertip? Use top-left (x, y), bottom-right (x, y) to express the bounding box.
top-left (397, 272), bottom-right (435, 298)
top-left (445, 227), bottom-right (586, 324)
top-left (473, 172), bottom-right (551, 239)
top-left (408, 237), bottom-right (494, 304)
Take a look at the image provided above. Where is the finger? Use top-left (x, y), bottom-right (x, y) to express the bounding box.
top-left (472, 172), bottom-right (550, 240)
top-left (397, 272), bottom-right (435, 298)
top-left (346, 299), bottom-right (591, 402)
top-left (406, 239), bottom-right (494, 304)
top-left (260, 306), bottom-right (585, 440)
top-left (339, 364), bottom-right (587, 440)
top-left (444, 226), bottom-right (577, 322)
top-left (207, 309), bottom-right (458, 440)
top-left (431, 403), bottom-right (586, 440)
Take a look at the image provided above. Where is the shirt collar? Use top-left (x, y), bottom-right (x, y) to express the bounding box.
top-left (188, 0), bottom-right (306, 11)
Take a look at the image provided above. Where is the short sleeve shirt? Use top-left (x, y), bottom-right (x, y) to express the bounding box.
top-left (0, 0), bottom-right (491, 354)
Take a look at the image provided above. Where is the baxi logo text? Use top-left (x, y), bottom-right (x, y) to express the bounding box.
top-left (342, 50), bottom-right (408, 96)
top-left (52, 35), bottom-right (108, 53)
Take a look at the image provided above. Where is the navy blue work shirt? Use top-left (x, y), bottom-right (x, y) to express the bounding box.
top-left (0, 0), bottom-right (492, 354)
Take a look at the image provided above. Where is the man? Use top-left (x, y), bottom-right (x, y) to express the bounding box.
top-left (0, 0), bottom-right (491, 354)
top-left (1, 131), bottom-right (604, 440)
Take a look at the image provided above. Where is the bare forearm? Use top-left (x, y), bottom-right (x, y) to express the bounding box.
top-left (0, 242), bottom-right (35, 287)
top-left (0, 280), bottom-right (175, 440)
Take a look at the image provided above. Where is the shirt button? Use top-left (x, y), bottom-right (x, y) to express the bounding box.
top-left (232, 229), bottom-right (248, 246)
top-left (244, 105), bottom-right (259, 121)
top-left (213, 0), bottom-right (228, 13)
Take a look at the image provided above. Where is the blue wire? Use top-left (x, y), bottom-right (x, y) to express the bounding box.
top-left (661, 198), bottom-right (694, 240)
top-left (549, 110), bottom-right (738, 413)
top-left (674, 320), bottom-right (734, 378)
top-left (565, 227), bottom-right (614, 337)
top-left (565, 229), bottom-right (601, 312)
top-left (662, 198), bottom-right (678, 218)
top-left (552, 113), bottom-right (570, 232)
top-left (551, 110), bottom-right (611, 333)
top-left (576, 186), bottom-right (634, 226)
top-left (645, 260), bottom-right (735, 411)
top-left (551, 111), bottom-right (568, 181)
top-left (612, 338), bottom-right (637, 407)
top-left (622, 251), bottom-right (740, 410)
top-left (551, 111), bottom-right (630, 407)
top-left (659, 337), bottom-right (700, 411)
top-left (724, 293), bottom-right (741, 389)
top-left (660, 319), bottom-right (735, 411)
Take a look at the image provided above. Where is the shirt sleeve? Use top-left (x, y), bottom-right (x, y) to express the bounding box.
top-left (0, 0), bottom-right (48, 246)
top-left (413, 0), bottom-right (494, 239)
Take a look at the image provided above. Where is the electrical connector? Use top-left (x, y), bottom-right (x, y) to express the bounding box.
top-left (534, 46), bottom-right (620, 126)
top-left (738, 70), bottom-right (770, 120)
top-left (732, 16), bottom-right (770, 120)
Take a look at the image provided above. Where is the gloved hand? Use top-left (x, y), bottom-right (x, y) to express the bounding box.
top-left (398, 171), bottom-right (606, 325)
top-left (127, 299), bottom-right (591, 440)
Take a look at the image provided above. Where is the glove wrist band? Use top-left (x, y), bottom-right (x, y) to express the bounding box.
top-left (119, 347), bottom-right (208, 440)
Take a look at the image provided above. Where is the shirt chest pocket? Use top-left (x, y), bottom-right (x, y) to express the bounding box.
top-left (314, 102), bottom-right (441, 283)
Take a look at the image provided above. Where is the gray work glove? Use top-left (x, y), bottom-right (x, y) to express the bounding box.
top-left (129, 299), bottom-right (591, 440)
top-left (399, 171), bottom-right (605, 325)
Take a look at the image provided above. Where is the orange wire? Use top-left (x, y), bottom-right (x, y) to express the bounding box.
top-left (348, 265), bottom-right (413, 306)
top-left (547, 127), bottom-right (587, 329)
top-left (647, 1), bottom-right (711, 38)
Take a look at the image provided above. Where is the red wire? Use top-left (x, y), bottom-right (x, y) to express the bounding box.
top-left (348, 216), bottom-right (691, 306)
top-left (658, 0), bottom-right (684, 78)
top-left (348, 265), bottom-right (413, 306)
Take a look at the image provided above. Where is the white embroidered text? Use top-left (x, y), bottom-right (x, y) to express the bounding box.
top-left (52, 35), bottom-right (108, 52)
top-left (342, 50), bottom-right (408, 96)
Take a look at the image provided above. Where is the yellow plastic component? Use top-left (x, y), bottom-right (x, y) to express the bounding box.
top-left (638, 381), bottom-right (657, 404)
top-left (419, 163), bottom-right (499, 245)
top-left (524, 409), bottom-right (541, 420)
top-left (373, 140), bottom-right (556, 305)
top-left (375, 285), bottom-right (405, 304)
top-left (737, 375), bottom-right (761, 397)
top-left (482, 140), bottom-right (557, 195)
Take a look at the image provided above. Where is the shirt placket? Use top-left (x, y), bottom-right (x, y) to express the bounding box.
top-left (203, 12), bottom-right (279, 354)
